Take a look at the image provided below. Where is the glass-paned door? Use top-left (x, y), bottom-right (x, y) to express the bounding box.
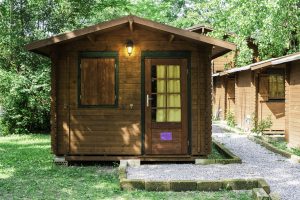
top-left (145, 58), bottom-right (188, 155)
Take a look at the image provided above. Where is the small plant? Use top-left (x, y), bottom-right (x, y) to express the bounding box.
top-left (251, 115), bottom-right (273, 134)
top-left (226, 111), bottom-right (236, 127)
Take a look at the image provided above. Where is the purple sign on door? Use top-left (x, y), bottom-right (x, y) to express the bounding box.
top-left (160, 132), bottom-right (172, 141)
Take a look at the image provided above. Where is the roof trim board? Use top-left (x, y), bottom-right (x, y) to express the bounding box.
top-left (26, 15), bottom-right (236, 58)
top-left (213, 52), bottom-right (300, 77)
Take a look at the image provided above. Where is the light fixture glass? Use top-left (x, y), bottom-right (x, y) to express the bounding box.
top-left (126, 39), bottom-right (133, 56)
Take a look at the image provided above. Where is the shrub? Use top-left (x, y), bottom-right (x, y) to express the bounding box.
top-left (251, 115), bottom-right (273, 134)
top-left (226, 111), bottom-right (236, 127)
top-left (0, 68), bottom-right (50, 135)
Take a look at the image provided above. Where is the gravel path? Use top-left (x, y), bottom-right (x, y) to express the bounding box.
top-left (127, 125), bottom-right (300, 200)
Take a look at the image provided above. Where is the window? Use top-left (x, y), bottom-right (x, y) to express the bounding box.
top-left (79, 52), bottom-right (118, 107)
top-left (268, 70), bottom-right (285, 100)
top-left (151, 65), bottom-right (182, 122)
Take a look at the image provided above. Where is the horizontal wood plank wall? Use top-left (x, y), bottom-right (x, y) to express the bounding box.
top-left (226, 77), bottom-right (235, 115)
top-left (257, 73), bottom-right (285, 131)
top-left (287, 61), bottom-right (300, 148)
top-left (52, 26), bottom-right (210, 156)
top-left (285, 64), bottom-right (290, 142)
top-left (212, 76), bottom-right (226, 120)
top-left (56, 55), bottom-right (71, 155)
top-left (212, 51), bottom-right (235, 73)
top-left (235, 70), bottom-right (256, 131)
top-left (196, 47), bottom-right (212, 155)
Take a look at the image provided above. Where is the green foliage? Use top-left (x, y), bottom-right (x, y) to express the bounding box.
top-left (226, 111), bottom-right (236, 127)
top-left (251, 115), bottom-right (273, 134)
top-left (0, 134), bottom-right (252, 199)
top-left (177, 0), bottom-right (300, 66)
top-left (0, 0), bottom-right (298, 134)
top-left (0, 68), bottom-right (50, 135)
top-left (257, 136), bottom-right (300, 156)
top-left (207, 144), bottom-right (226, 159)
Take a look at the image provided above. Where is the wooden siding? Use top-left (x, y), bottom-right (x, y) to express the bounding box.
top-left (212, 76), bottom-right (226, 120)
top-left (226, 77), bottom-right (235, 115)
top-left (212, 51), bottom-right (235, 73)
top-left (286, 61), bottom-right (300, 148)
top-left (257, 72), bottom-right (285, 131)
top-left (235, 70), bottom-right (256, 131)
top-left (52, 26), bottom-right (212, 157)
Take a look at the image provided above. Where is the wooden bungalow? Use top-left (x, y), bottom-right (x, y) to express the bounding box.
top-left (212, 52), bottom-right (300, 143)
top-left (187, 25), bottom-right (235, 74)
top-left (26, 15), bottom-right (235, 161)
top-left (187, 25), bottom-right (236, 120)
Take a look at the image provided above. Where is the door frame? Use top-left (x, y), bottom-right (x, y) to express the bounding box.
top-left (141, 51), bottom-right (192, 155)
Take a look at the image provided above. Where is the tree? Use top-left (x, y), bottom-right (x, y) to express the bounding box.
top-left (177, 0), bottom-right (300, 66)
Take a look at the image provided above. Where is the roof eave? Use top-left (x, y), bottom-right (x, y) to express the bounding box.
top-left (26, 15), bottom-right (236, 56)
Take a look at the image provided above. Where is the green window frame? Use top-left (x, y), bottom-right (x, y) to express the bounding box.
top-left (78, 51), bottom-right (119, 108)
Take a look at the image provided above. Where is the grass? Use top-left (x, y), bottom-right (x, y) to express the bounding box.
top-left (0, 134), bottom-right (252, 200)
top-left (256, 136), bottom-right (300, 157)
top-left (207, 144), bottom-right (227, 159)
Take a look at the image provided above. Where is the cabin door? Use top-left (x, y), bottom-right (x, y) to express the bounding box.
top-left (144, 58), bottom-right (188, 155)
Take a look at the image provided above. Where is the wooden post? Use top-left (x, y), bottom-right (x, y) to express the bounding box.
top-left (87, 34), bottom-right (96, 45)
top-left (168, 34), bottom-right (175, 43)
top-left (50, 52), bottom-right (58, 155)
top-left (128, 16), bottom-right (134, 32)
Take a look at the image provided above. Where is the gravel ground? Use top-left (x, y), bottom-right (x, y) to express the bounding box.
top-left (127, 125), bottom-right (300, 200)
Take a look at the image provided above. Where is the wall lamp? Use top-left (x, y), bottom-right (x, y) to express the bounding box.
top-left (126, 39), bottom-right (134, 56)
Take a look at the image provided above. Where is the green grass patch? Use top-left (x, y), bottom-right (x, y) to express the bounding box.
top-left (0, 134), bottom-right (252, 199)
top-left (207, 144), bottom-right (227, 159)
top-left (256, 136), bottom-right (300, 157)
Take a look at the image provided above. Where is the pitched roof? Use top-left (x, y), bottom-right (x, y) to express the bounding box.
top-left (186, 24), bottom-right (213, 34)
top-left (213, 52), bottom-right (300, 77)
top-left (26, 15), bottom-right (236, 58)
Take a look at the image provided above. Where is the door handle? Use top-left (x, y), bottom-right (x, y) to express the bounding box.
top-left (146, 94), bottom-right (153, 107)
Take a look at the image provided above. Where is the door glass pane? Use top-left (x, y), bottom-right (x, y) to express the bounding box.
top-left (157, 65), bottom-right (166, 78)
top-left (157, 80), bottom-right (166, 93)
top-left (167, 109), bottom-right (181, 122)
top-left (168, 65), bottom-right (180, 78)
top-left (167, 80), bottom-right (180, 92)
top-left (157, 94), bottom-right (166, 107)
top-left (167, 94), bottom-right (181, 107)
top-left (156, 109), bottom-right (166, 122)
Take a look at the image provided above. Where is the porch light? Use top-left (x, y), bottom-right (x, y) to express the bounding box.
top-left (126, 39), bottom-right (133, 56)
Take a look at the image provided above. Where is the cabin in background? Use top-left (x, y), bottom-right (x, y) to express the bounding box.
top-left (26, 15), bottom-right (235, 161)
top-left (187, 25), bottom-right (236, 120)
top-left (212, 52), bottom-right (300, 148)
top-left (187, 25), bottom-right (236, 74)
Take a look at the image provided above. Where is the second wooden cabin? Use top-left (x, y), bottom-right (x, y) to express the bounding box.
top-left (212, 52), bottom-right (300, 148)
top-left (26, 15), bottom-right (235, 161)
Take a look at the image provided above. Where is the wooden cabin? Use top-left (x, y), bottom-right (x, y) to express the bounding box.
top-left (26, 15), bottom-right (235, 161)
top-left (212, 53), bottom-right (300, 139)
top-left (187, 25), bottom-right (235, 74)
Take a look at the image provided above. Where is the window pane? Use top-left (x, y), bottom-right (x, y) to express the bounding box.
top-left (277, 75), bottom-right (285, 98)
top-left (269, 75), bottom-right (276, 98)
top-left (157, 80), bottom-right (166, 93)
top-left (167, 65), bottom-right (180, 78)
top-left (269, 73), bottom-right (284, 99)
top-left (167, 109), bottom-right (181, 122)
top-left (167, 94), bottom-right (181, 107)
top-left (157, 65), bottom-right (166, 78)
top-left (167, 80), bottom-right (180, 92)
top-left (157, 94), bottom-right (166, 107)
top-left (156, 109), bottom-right (166, 122)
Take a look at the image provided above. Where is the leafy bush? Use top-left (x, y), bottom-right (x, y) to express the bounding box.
top-left (0, 68), bottom-right (50, 135)
top-left (226, 111), bottom-right (236, 127)
top-left (251, 115), bottom-right (273, 134)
